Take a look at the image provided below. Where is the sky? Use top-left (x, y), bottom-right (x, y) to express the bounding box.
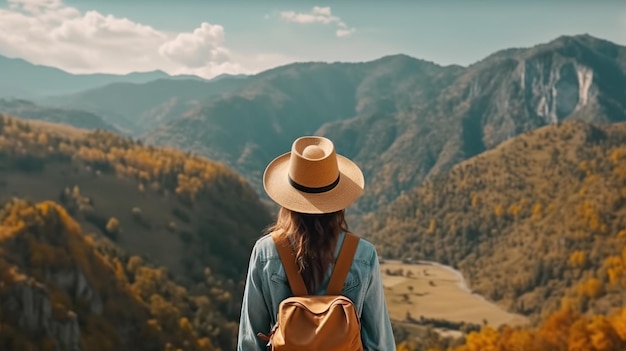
top-left (0, 0), bottom-right (625, 79)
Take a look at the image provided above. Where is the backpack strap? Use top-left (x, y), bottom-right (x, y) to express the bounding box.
top-left (272, 231), bottom-right (309, 296)
top-left (272, 231), bottom-right (361, 296)
top-left (326, 233), bottom-right (360, 295)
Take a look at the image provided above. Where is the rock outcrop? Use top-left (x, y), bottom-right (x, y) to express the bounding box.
top-left (522, 61), bottom-right (594, 123)
top-left (4, 279), bottom-right (81, 351)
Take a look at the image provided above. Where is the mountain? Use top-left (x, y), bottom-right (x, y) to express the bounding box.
top-left (9, 34), bottom-right (625, 216)
top-left (0, 113), bottom-right (271, 282)
top-left (324, 34), bottom-right (626, 213)
top-left (0, 199), bottom-right (238, 351)
top-left (144, 55), bottom-right (465, 205)
top-left (0, 99), bottom-right (120, 133)
top-left (0, 55), bottom-right (177, 98)
top-left (360, 120), bottom-right (626, 323)
top-left (140, 34), bottom-right (626, 214)
top-left (40, 76), bottom-right (251, 134)
top-left (0, 113), bottom-right (272, 350)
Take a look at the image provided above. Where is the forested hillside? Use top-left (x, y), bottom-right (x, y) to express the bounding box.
top-left (398, 305), bottom-right (626, 351)
top-left (0, 114), bottom-right (272, 350)
top-left (0, 113), bottom-right (271, 280)
top-left (362, 121), bottom-right (626, 322)
top-left (0, 198), bottom-right (247, 350)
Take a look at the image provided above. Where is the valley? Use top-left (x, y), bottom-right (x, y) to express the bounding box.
top-left (1, 32), bottom-right (626, 351)
top-left (381, 260), bottom-right (529, 332)
top-left (381, 260), bottom-right (530, 338)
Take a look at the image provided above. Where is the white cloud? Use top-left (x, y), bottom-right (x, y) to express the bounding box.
top-left (336, 28), bottom-right (356, 38)
top-left (279, 6), bottom-right (356, 38)
top-left (280, 6), bottom-right (339, 25)
top-left (0, 0), bottom-right (290, 78)
top-left (159, 22), bottom-right (229, 68)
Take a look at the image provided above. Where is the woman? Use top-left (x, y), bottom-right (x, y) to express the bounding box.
top-left (237, 136), bottom-right (395, 350)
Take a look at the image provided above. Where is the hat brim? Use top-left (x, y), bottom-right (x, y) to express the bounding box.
top-left (263, 152), bottom-right (365, 214)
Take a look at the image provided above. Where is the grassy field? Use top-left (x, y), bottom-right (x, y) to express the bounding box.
top-left (381, 260), bottom-right (529, 334)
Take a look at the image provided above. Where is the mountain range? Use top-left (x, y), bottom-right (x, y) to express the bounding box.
top-left (0, 54), bottom-right (248, 99)
top-left (2, 34), bottom-right (622, 215)
top-left (0, 99), bottom-right (119, 133)
top-left (2, 33), bottom-right (626, 350)
top-left (0, 55), bottom-right (170, 98)
top-left (39, 74), bottom-right (250, 134)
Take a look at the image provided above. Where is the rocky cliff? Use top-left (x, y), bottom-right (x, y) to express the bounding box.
top-left (4, 279), bottom-right (82, 351)
top-left (0, 199), bottom-right (230, 351)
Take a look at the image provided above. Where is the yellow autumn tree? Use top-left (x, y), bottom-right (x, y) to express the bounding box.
top-left (105, 217), bottom-right (120, 235)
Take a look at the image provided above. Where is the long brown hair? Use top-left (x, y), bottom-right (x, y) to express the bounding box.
top-left (268, 207), bottom-right (349, 293)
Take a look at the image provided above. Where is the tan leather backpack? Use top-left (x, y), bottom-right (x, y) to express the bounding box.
top-left (257, 232), bottom-right (364, 351)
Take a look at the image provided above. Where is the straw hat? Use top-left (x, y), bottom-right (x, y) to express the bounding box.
top-left (263, 136), bottom-right (365, 214)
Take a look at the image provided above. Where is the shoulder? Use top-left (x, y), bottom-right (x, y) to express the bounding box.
top-left (350, 234), bottom-right (379, 265)
top-left (250, 233), bottom-right (279, 261)
top-left (255, 233), bottom-right (274, 247)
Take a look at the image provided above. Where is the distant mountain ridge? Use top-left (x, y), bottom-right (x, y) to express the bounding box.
top-left (40, 75), bottom-right (252, 134)
top-left (0, 54), bottom-right (213, 98)
top-left (6, 34), bottom-right (626, 215)
top-left (0, 98), bottom-right (120, 133)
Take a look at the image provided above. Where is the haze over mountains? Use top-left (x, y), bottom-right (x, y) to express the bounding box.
top-left (2, 34), bottom-right (624, 214)
top-left (0, 55), bottom-right (172, 98)
top-left (40, 74), bottom-right (250, 134)
top-left (0, 99), bottom-right (120, 133)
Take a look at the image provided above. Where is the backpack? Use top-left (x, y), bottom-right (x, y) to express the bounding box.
top-left (256, 231), bottom-right (364, 351)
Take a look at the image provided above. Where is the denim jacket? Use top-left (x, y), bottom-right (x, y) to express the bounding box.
top-left (237, 231), bottom-right (396, 350)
